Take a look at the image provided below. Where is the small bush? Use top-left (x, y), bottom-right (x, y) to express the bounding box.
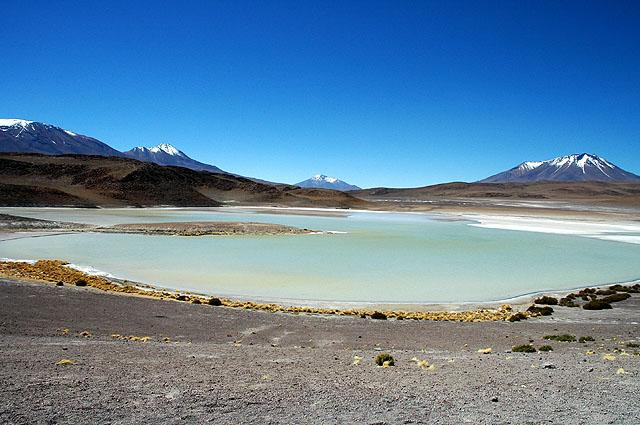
top-left (512, 344), bottom-right (536, 353)
top-left (374, 353), bottom-right (394, 366)
top-left (176, 295), bottom-right (188, 301)
top-left (508, 312), bottom-right (527, 322)
top-left (526, 305), bottom-right (553, 316)
top-left (601, 293), bottom-right (631, 303)
top-left (538, 345), bottom-right (553, 352)
top-left (543, 334), bottom-right (576, 342)
top-left (534, 296), bottom-right (558, 305)
top-left (583, 299), bottom-right (612, 310)
top-left (595, 289), bottom-right (616, 295)
top-left (56, 281), bottom-right (64, 286)
top-left (191, 299), bottom-right (201, 304)
top-left (610, 284), bottom-right (640, 293)
top-left (208, 297), bottom-right (222, 306)
top-left (75, 279), bottom-right (87, 287)
top-left (370, 311), bottom-right (387, 320)
top-left (559, 297), bottom-right (578, 307)
top-left (578, 336), bottom-right (595, 343)
top-left (626, 342), bottom-right (639, 348)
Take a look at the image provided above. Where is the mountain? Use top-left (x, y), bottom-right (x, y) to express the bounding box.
top-left (0, 119), bottom-right (122, 157)
top-left (295, 174), bottom-right (361, 191)
top-left (0, 153), bottom-right (370, 208)
top-left (480, 154), bottom-right (640, 183)
top-left (124, 143), bottom-right (225, 173)
top-left (0, 118), bottom-right (234, 176)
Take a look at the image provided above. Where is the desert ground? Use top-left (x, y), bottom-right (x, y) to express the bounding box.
top-left (1, 276), bottom-right (639, 425)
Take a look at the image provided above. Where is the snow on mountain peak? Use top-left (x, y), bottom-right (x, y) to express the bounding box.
top-left (312, 174), bottom-right (339, 183)
top-left (0, 119), bottom-right (34, 128)
top-left (130, 144), bottom-right (184, 156)
top-left (517, 161), bottom-right (544, 171)
top-left (547, 153), bottom-right (613, 172)
top-left (147, 143), bottom-right (184, 156)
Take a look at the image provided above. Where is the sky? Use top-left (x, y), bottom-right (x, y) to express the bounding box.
top-left (1, 0), bottom-right (639, 187)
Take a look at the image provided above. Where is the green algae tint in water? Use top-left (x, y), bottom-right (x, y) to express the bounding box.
top-left (1, 208), bottom-right (639, 304)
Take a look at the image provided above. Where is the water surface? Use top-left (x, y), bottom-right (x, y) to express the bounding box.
top-left (1, 207), bottom-right (639, 304)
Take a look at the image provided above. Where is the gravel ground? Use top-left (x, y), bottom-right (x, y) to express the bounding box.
top-left (1, 278), bottom-right (639, 424)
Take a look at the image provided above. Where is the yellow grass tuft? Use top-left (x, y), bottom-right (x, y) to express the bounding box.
top-left (602, 354), bottom-right (616, 361)
top-left (477, 347), bottom-right (492, 354)
top-left (56, 359), bottom-right (75, 366)
top-left (353, 355), bottom-right (362, 365)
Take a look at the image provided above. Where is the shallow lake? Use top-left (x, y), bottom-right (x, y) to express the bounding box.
top-left (1, 207), bottom-right (639, 305)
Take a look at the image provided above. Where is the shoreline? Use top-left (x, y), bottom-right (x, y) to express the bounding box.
top-left (1, 258), bottom-right (638, 322)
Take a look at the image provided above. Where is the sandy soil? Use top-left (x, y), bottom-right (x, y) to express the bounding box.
top-left (1, 278), bottom-right (639, 425)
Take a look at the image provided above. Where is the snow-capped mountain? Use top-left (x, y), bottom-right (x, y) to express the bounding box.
top-left (295, 174), bottom-right (361, 191)
top-left (0, 118), bottom-right (231, 175)
top-left (0, 119), bottom-right (122, 157)
top-left (480, 153), bottom-right (640, 183)
top-left (123, 143), bottom-right (225, 173)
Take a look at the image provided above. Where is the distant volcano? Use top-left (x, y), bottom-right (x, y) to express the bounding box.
top-left (480, 154), bottom-right (640, 183)
top-left (295, 174), bottom-right (361, 191)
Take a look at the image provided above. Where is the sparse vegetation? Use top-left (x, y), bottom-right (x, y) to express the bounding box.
top-left (601, 293), bottom-right (631, 303)
top-left (534, 296), bottom-right (558, 305)
top-left (626, 342), bottom-right (639, 348)
top-left (610, 284), bottom-right (640, 293)
top-left (595, 289), bottom-right (617, 295)
top-left (559, 296), bottom-right (578, 307)
top-left (583, 299), bottom-right (612, 310)
top-left (526, 305), bottom-right (553, 316)
top-left (370, 311), bottom-right (388, 320)
top-left (538, 345), bottom-right (553, 352)
top-left (543, 334), bottom-right (576, 342)
top-left (208, 297), bottom-right (222, 306)
top-left (512, 344), bottom-right (536, 353)
top-left (191, 298), bottom-right (201, 304)
top-left (75, 279), bottom-right (87, 286)
top-left (578, 336), bottom-right (595, 343)
top-left (374, 353), bottom-right (394, 366)
top-left (508, 312), bottom-right (527, 322)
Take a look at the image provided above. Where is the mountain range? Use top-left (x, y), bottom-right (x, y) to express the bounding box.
top-left (0, 119), bottom-right (228, 175)
top-left (2, 119), bottom-right (640, 187)
top-left (295, 174), bottom-right (361, 191)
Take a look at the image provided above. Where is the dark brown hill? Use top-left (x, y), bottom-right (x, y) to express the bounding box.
top-left (0, 154), bottom-right (369, 208)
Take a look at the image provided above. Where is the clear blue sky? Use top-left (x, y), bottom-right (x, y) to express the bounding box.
top-left (1, 0), bottom-right (638, 187)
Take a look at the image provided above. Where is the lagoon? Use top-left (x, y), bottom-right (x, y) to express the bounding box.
top-left (1, 207), bottom-right (639, 305)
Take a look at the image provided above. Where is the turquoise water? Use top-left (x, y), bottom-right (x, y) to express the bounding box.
top-left (1, 207), bottom-right (639, 304)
